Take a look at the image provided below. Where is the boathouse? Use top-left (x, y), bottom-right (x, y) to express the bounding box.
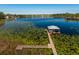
top-left (47, 25), bottom-right (60, 34)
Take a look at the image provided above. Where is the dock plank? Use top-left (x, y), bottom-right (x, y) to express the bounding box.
top-left (16, 44), bottom-right (51, 50)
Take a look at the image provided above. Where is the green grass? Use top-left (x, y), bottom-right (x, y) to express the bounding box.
top-left (0, 48), bottom-right (52, 55)
top-left (0, 27), bottom-right (79, 55)
top-left (0, 19), bottom-right (5, 25)
top-left (0, 28), bottom-right (49, 45)
top-left (0, 28), bottom-right (51, 55)
top-left (51, 34), bottom-right (79, 55)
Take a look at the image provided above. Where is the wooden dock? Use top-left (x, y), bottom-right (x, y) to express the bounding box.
top-left (46, 30), bottom-right (57, 55)
top-left (16, 44), bottom-right (51, 50)
top-left (16, 29), bottom-right (57, 55)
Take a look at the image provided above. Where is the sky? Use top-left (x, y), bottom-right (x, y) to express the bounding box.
top-left (0, 4), bottom-right (79, 14)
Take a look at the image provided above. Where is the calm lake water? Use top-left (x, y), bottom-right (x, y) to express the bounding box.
top-left (2, 18), bottom-right (79, 35)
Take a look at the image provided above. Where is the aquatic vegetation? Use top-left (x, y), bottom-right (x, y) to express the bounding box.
top-left (0, 19), bottom-right (5, 25)
top-left (0, 28), bottom-right (49, 45)
top-left (0, 28), bottom-right (51, 55)
top-left (0, 27), bottom-right (79, 54)
top-left (1, 48), bottom-right (52, 55)
top-left (51, 34), bottom-right (79, 55)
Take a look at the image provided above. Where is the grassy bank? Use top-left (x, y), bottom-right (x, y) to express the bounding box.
top-left (0, 19), bottom-right (5, 25)
top-left (0, 28), bottom-right (49, 45)
top-left (0, 28), bottom-right (52, 55)
top-left (0, 27), bottom-right (79, 55)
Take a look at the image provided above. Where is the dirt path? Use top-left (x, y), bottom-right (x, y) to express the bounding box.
top-left (46, 30), bottom-right (57, 55)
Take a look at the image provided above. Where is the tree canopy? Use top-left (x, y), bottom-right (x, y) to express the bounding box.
top-left (0, 12), bottom-right (5, 19)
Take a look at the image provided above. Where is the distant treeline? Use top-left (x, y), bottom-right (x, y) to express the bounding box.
top-left (1, 11), bottom-right (79, 19)
top-left (15, 13), bottom-right (79, 18)
top-left (0, 12), bottom-right (5, 19)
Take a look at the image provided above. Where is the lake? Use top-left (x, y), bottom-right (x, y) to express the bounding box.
top-left (2, 18), bottom-right (79, 35)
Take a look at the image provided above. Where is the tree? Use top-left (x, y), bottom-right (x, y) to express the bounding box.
top-left (0, 12), bottom-right (5, 19)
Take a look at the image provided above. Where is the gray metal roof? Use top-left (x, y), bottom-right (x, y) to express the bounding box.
top-left (48, 25), bottom-right (60, 29)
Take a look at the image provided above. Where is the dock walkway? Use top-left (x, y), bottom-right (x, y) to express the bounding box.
top-left (46, 30), bottom-right (57, 55)
top-left (16, 44), bottom-right (51, 50)
top-left (16, 29), bottom-right (57, 55)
